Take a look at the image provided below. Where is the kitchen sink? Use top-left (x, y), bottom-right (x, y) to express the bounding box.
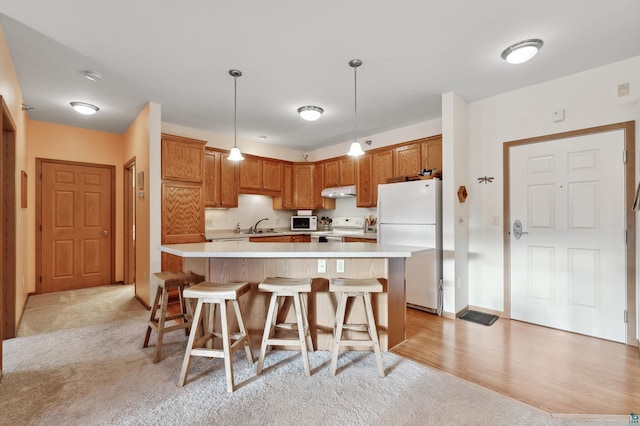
top-left (242, 228), bottom-right (280, 234)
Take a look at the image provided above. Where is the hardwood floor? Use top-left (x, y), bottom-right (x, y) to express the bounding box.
top-left (392, 308), bottom-right (640, 416)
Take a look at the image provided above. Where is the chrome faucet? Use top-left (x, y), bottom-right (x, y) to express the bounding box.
top-left (250, 217), bottom-right (269, 234)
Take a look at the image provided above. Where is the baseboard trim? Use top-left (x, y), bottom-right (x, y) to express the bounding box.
top-left (135, 294), bottom-right (151, 310)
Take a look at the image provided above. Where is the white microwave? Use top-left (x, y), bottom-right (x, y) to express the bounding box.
top-left (291, 215), bottom-right (317, 231)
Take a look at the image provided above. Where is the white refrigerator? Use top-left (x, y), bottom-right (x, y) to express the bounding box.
top-left (377, 179), bottom-right (442, 314)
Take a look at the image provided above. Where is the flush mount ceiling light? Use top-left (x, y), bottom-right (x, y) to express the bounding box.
top-left (501, 39), bottom-right (544, 64)
top-left (81, 70), bottom-right (103, 82)
top-left (347, 59), bottom-right (365, 157)
top-left (227, 69), bottom-right (244, 161)
top-left (297, 105), bottom-right (324, 121)
top-left (70, 101), bottom-right (99, 115)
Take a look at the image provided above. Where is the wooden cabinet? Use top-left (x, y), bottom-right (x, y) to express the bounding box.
top-left (356, 149), bottom-right (393, 207)
top-left (323, 157), bottom-right (355, 187)
top-left (343, 237), bottom-right (377, 243)
top-left (293, 163), bottom-right (315, 209)
top-left (239, 155), bottom-right (282, 194)
top-left (161, 134), bottom-right (207, 271)
top-left (204, 148), bottom-right (238, 208)
top-left (421, 135), bottom-right (442, 173)
top-left (393, 143), bottom-right (421, 179)
top-left (161, 134), bottom-right (205, 183)
top-left (275, 163), bottom-right (319, 210)
top-left (314, 163), bottom-right (335, 210)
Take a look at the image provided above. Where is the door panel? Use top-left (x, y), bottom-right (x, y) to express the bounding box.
top-left (510, 130), bottom-right (625, 342)
top-left (41, 162), bottom-right (113, 293)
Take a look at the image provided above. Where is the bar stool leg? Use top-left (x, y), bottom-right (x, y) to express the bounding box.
top-left (143, 286), bottom-right (162, 349)
top-left (257, 292), bottom-right (278, 374)
top-left (219, 300), bottom-right (235, 393)
top-left (293, 293), bottom-right (311, 376)
top-left (363, 292), bottom-right (385, 378)
top-left (153, 287), bottom-right (171, 363)
top-left (179, 298), bottom-right (204, 386)
top-left (232, 299), bottom-right (254, 363)
top-left (299, 293), bottom-right (314, 352)
top-left (330, 292), bottom-right (348, 377)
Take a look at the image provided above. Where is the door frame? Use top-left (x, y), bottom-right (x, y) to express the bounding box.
top-left (503, 121), bottom-right (636, 344)
top-left (35, 158), bottom-right (116, 293)
top-left (1, 97), bottom-right (16, 343)
top-left (124, 157), bottom-right (136, 285)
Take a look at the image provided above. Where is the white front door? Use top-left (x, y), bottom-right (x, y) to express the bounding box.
top-left (509, 129), bottom-right (626, 342)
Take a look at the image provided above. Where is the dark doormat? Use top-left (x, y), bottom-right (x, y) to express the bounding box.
top-left (459, 310), bottom-right (499, 326)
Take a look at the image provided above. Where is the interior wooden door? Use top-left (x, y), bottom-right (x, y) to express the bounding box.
top-left (509, 130), bottom-right (626, 342)
top-left (39, 160), bottom-right (114, 293)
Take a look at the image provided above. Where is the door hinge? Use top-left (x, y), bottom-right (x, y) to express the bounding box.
top-left (39, 276), bottom-right (42, 283)
top-left (624, 229), bottom-right (628, 244)
top-left (624, 309), bottom-right (628, 323)
top-left (623, 150), bottom-right (627, 164)
top-left (40, 224), bottom-right (42, 231)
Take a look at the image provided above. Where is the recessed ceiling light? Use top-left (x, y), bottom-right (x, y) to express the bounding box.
top-left (81, 70), bottom-right (103, 82)
top-left (70, 101), bottom-right (99, 115)
top-left (297, 105), bottom-right (324, 121)
top-left (501, 39), bottom-right (544, 64)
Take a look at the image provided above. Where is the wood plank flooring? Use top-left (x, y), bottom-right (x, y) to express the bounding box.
top-left (392, 308), bottom-right (640, 416)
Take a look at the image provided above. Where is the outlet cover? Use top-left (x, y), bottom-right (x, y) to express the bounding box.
top-left (318, 259), bottom-right (326, 273)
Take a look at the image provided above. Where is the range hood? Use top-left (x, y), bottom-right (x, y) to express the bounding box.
top-left (321, 185), bottom-right (357, 198)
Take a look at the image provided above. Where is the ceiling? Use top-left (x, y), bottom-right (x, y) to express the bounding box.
top-left (1, 1), bottom-right (639, 151)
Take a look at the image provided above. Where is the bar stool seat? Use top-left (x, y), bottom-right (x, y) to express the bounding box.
top-left (256, 277), bottom-right (313, 376)
top-left (329, 277), bottom-right (385, 378)
top-left (143, 271), bottom-right (204, 363)
top-left (179, 281), bottom-right (254, 393)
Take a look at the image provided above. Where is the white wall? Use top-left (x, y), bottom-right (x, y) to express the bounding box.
top-left (466, 57), bottom-right (640, 324)
top-left (310, 119), bottom-right (442, 161)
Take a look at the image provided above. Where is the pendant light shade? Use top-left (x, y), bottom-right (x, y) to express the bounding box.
top-left (227, 69), bottom-right (244, 161)
top-left (347, 59), bottom-right (364, 157)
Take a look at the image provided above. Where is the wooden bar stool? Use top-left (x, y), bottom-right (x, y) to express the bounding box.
top-left (329, 278), bottom-right (385, 377)
top-left (144, 271), bottom-right (204, 363)
top-left (179, 281), bottom-right (254, 393)
top-left (256, 277), bottom-right (313, 376)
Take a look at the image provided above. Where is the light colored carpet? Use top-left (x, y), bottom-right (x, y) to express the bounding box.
top-left (0, 285), bottom-right (627, 425)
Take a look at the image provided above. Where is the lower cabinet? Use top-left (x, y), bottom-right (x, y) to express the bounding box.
top-left (343, 237), bottom-right (377, 243)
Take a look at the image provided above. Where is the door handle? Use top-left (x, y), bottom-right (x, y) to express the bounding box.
top-left (513, 219), bottom-right (528, 240)
top-left (103, 230), bottom-right (109, 236)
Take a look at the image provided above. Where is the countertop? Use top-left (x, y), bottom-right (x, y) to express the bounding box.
top-left (205, 229), bottom-right (377, 241)
top-left (160, 240), bottom-right (428, 258)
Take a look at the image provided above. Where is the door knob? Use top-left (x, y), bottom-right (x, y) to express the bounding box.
top-left (512, 219), bottom-right (528, 240)
top-left (103, 230), bottom-right (109, 236)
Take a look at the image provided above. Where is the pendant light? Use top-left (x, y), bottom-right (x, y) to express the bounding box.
top-left (227, 69), bottom-right (244, 161)
top-left (347, 59), bottom-right (365, 157)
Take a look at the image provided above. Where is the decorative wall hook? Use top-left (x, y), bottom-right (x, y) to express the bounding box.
top-left (477, 176), bottom-right (494, 184)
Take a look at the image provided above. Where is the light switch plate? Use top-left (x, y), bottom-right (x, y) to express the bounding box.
top-left (336, 259), bottom-right (345, 273)
top-left (318, 259), bottom-right (326, 273)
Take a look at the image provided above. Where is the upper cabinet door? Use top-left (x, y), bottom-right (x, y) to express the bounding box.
top-left (421, 135), bottom-right (442, 173)
top-left (239, 155), bottom-right (263, 190)
top-left (161, 134), bottom-right (206, 183)
top-left (262, 159), bottom-right (282, 192)
top-left (393, 143), bottom-right (421, 178)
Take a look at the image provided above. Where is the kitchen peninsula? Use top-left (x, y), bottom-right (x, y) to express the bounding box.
top-left (159, 241), bottom-right (428, 351)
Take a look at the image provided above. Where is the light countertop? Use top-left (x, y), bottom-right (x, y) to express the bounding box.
top-left (205, 229), bottom-right (377, 241)
top-left (160, 240), bottom-right (428, 258)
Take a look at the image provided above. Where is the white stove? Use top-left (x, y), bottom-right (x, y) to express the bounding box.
top-left (312, 217), bottom-right (365, 242)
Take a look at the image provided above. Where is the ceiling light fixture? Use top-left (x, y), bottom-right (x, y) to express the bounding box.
top-left (227, 69), bottom-right (244, 161)
top-left (70, 101), bottom-right (99, 115)
top-left (501, 39), bottom-right (544, 64)
top-left (297, 105), bottom-right (324, 121)
top-left (347, 59), bottom-right (365, 157)
top-left (82, 70), bottom-right (103, 82)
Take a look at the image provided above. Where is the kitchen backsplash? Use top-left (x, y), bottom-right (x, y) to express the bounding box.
top-left (205, 194), bottom-right (376, 232)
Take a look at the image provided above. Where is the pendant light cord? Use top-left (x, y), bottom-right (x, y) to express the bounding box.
top-left (233, 75), bottom-right (238, 148)
top-left (353, 65), bottom-right (358, 143)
